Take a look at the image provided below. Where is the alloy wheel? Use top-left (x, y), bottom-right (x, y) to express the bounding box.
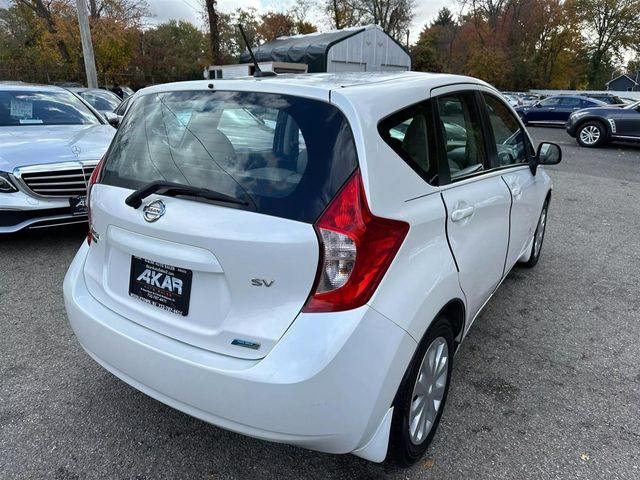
top-left (408, 337), bottom-right (449, 445)
top-left (579, 125), bottom-right (601, 146)
top-left (534, 207), bottom-right (547, 258)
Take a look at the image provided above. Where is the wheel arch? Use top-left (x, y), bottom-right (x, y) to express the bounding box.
top-left (575, 117), bottom-right (611, 139)
top-left (397, 298), bottom-right (466, 393)
top-left (439, 298), bottom-right (466, 346)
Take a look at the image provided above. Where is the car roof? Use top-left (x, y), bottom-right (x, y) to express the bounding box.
top-left (134, 72), bottom-right (490, 101)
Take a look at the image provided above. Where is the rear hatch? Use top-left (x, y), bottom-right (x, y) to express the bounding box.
top-left (83, 88), bottom-right (358, 359)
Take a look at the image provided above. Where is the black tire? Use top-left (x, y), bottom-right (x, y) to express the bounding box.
top-left (521, 199), bottom-right (548, 268)
top-left (576, 121), bottom-right (607, 148)
top-left (387, 317), bottom-right (454, 467)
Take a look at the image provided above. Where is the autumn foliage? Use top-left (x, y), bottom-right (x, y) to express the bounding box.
top-left (413, 1), bottom-right (640, 90)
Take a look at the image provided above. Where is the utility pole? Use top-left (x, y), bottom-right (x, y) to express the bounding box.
top-left (205, 0), bottom-right (222, 65)
top-left (76, 0), bottom-right (98, 87)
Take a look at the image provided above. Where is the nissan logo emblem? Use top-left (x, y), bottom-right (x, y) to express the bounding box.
top-left (143, 200), bottom-right (166, 222)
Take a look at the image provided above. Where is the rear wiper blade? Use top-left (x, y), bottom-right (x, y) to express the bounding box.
top-left (125, 181), bottom-right (249, 209)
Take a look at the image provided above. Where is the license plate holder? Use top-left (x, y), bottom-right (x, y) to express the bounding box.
top-left (69, 195), bottom-right (87, 215)
top-left (128, 256), bottom-right (192, 316)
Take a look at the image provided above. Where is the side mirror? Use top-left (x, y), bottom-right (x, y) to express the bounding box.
top-left (529, 142), bottom-right (562, 175)
top-left (537, 142), bottom-right (562, 165)
top-left (534, 102), bottom-right (542, 108)
top-left (103, 111), bottom-right (122, 128)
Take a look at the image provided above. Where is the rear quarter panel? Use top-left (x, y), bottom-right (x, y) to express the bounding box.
top-left (331, 84), bottom-right (465, 344)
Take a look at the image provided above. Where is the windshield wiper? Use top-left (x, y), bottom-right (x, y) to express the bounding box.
top-left (125, 181), bottom-right (249, 209)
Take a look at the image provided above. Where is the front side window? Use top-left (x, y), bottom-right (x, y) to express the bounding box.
top-left (378, 102), bottom-right (438, 185)
top-left (483, 94), bottom-right (528, 167)
top-left (0, 90), bottom-right (101, 126)
top-left (100, 91), bottom-right (357, 223)
top-left (437, 92), bottom-right (487, 180)
top-left (539, 97), bottom-right (561, 107)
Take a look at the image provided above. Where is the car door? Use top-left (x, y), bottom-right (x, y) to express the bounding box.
top-left (480, 91), bottom-right (548, 270)
top-left (557, 97), bottom-right (583, 123)
top-left (434, 88), bottom-right (512, 321)
top-left (615, 103), bottom-right (640, 137)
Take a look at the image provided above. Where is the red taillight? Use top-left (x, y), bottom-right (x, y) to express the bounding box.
top-left (302, 170), bottom-right (409, 313)
top-left (86, 157), bottom-right (104, 245)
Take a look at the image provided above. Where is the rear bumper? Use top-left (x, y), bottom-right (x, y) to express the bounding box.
top-left (64, 243), bottom-right (416, 458)
top-left (0, 191), bottom-right (86, 233)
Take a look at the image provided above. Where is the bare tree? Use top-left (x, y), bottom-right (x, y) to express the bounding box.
top-left (324, 0), bottom-right (414, 39)
top-left (205, 0), bottom-right (222, 65)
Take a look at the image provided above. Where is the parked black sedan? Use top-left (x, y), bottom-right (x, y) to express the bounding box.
top-left (566, 100), bottom-right (640, 148)
top-left (515, 95), bottom-right (605, 126)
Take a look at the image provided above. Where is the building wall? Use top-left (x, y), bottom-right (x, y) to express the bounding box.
top-left (326, 26), bottom-right (410, 73)
top-left (607, 78), bottom-right (637, 92)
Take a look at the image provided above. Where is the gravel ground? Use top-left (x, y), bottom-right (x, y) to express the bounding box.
top-left (1, 127), bottom-right (639, 479)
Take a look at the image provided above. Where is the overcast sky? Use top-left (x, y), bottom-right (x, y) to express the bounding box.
top-left (148, 0), bottom-right (451, 42)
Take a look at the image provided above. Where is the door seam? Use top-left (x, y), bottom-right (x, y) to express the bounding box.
top-left (500, 176), bottom-right (513, 277)
top-left (439, 192), bottom-right (459, 272)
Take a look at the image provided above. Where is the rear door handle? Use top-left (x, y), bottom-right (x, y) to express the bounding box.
top-left (451, 205), bottom-right (475, 222)
top-left (512, 186), bottom-right (522, 197)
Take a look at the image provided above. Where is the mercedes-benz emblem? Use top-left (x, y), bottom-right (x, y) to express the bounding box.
top-left (143, 200), bottom-right (166, 222)
top-left (71, 145), bottom-right (81, 156)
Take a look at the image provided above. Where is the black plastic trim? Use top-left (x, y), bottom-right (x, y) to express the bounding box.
top-left (0, 207), bottom-right (76, 227)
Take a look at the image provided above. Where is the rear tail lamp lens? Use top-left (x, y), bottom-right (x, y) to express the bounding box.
top-left (86, 157), bottom-right (104, 245)
top-left (303, 170), bottom-right (409, 313)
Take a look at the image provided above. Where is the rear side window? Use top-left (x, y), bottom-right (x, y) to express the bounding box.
top-left (378, 102), bottom-right (438, 185)
top-left (560, 97), bottom-right (581, 107)
top-left (100, 91), bottom-right (358, 223)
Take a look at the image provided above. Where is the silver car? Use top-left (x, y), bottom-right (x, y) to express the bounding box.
top-left (0, 83), bottom-right (115, 232)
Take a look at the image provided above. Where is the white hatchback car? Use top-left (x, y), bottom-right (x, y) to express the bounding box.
top-left (64, 72), bottom-right (561, 466)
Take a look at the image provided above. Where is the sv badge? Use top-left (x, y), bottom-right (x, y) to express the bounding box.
top-left (251, 279), bottom-right (274, 287)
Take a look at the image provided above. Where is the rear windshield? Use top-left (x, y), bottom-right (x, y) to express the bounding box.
top-left (100, 90), bottom-right (358, 223)
top-left (0, 90), bottom-right (101, 126)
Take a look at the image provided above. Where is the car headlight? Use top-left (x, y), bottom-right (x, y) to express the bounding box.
top-left (0, 172), bottom-right (18, 193)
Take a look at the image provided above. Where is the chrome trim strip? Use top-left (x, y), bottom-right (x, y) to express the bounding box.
top-left (12, 160), bottom-right (99, 199)
top-left (0, 213), bottom-right (87, 234)
top-left (29, 218), bottom-right (87, 229)
top-left (611, 135), bottom-right (640, 140)
top-left (13, 160), bottom-right (100, 176)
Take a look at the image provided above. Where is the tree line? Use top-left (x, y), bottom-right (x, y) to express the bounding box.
top-left (0, 0), bottom-right (638, 90)
top-left (414, 0), bottom-right (640, 90)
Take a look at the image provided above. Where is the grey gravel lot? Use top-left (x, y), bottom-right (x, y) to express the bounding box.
top-left (1, 127), bottom-right (639, 479)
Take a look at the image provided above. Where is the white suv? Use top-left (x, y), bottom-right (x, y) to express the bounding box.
top-left (63, 73), bottom-right (561, 466)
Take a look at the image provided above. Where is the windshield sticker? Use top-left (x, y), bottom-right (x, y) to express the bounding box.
top-left (19, 119), bottom-right (43, 124)
top-left (10, 99), bottom-right (33, 119)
